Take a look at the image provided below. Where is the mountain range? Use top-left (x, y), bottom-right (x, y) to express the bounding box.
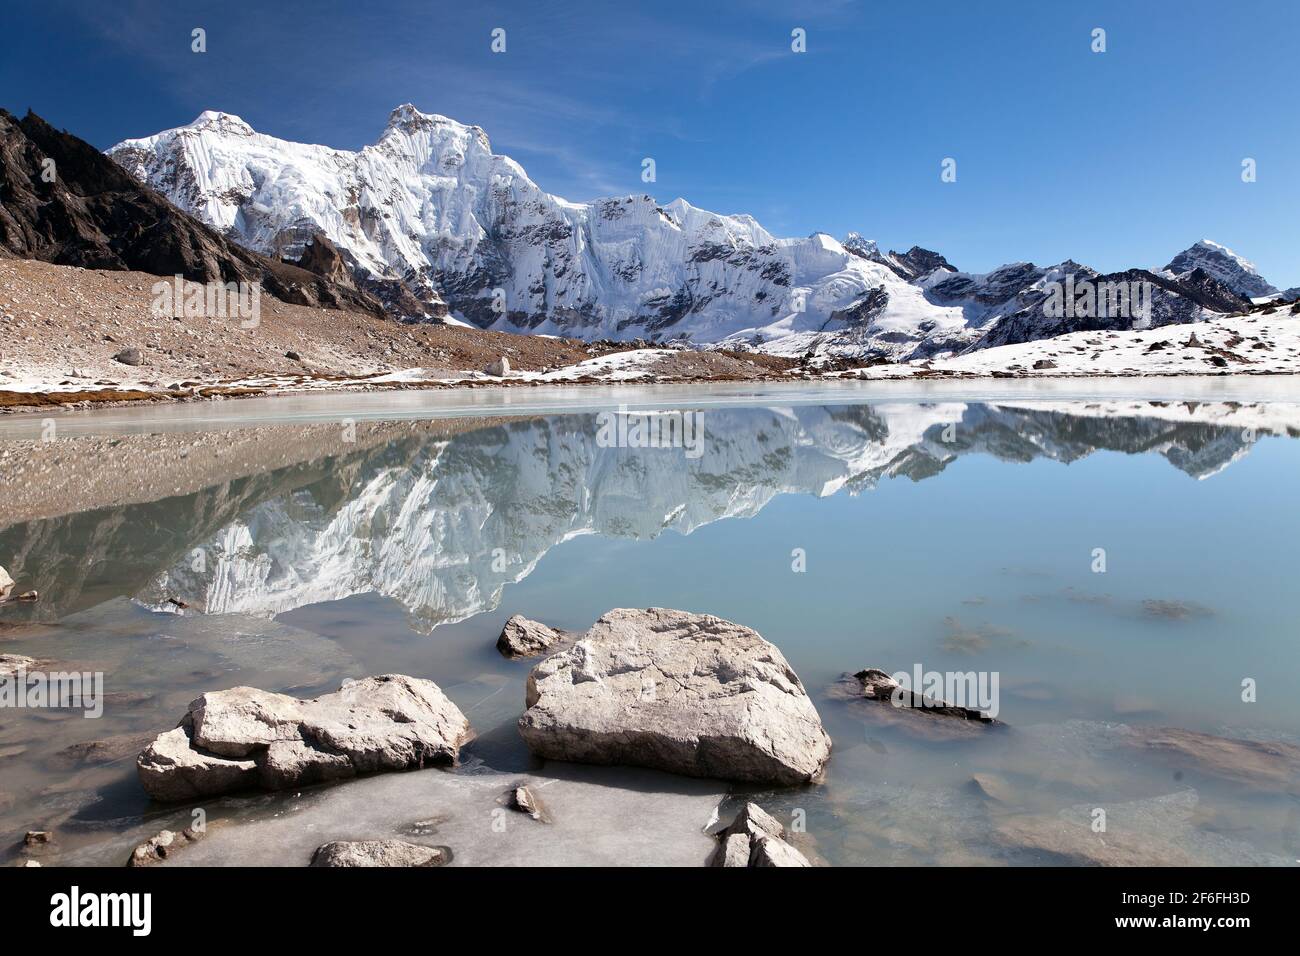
top-left (106, 105), bottom-right (1296, 361)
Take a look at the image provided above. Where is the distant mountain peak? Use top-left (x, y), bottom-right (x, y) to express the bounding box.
top-left (186, 110), bottom-right (255, 135)
top-left (1164, 239), bottom-right (1277, 299)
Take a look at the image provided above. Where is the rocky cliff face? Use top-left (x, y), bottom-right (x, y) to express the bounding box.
top-left (0, 110), bottom-right (384, 316)
top-left (1163, 239), bottom-right (1278, 300)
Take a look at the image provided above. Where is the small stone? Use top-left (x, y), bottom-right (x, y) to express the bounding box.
top-left (309, 840), bottom-right (448, 868)
top-left (496, 615), bottom-right (562, 658)
top-left (509, 784), bottom-right (546, 821)
top-left (127, 827), bottom-right (204, 867)
top-left (969, 772), bottom-right (1015, 804)
top-left (285, 350), bottom-right (302, 361)
top-left (112, 348), bottom-right (144, 366)
top-left (0, 565), bottom-right (13, 593)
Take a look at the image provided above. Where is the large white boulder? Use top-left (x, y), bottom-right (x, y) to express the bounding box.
top-left (518, 608), bottom-right (831, 785)
top-left (138, 675), bottom-right (472, 801)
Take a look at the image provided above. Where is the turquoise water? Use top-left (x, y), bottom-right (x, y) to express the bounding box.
top-left (2, 396), bottom-right (1298, 865)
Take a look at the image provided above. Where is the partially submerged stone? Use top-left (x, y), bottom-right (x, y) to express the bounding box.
top-left (826, 669), bottom-right (1000, 741)
top-left (519, 608), bottom-right (831, 785)
top-left (310, 840), bottom-right (449, 868)
top-left (1130, 727), bottom-right (1300, 795)
top-left (992, 816), bottom-right (1196, 867)
top-left (852, 668), bottom-right (996, 722)
top-left (137, 675), bottom-right (472, 801)
top-left (968, 772), bottom-right (1016, 804)
top-left (127, 827), bottom-right (204, 867)
top-left (497, 615), bottom-right (564, 658)
top-left (709, 802), bottom-right (810, 867)
top-left (510, 784), bottom-right (546, 822)
top-left (0, 654), bottom-right (36, 679)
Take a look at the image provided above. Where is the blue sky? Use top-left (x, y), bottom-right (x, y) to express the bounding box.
top-left (4, 0), bottom-right (1297, 284)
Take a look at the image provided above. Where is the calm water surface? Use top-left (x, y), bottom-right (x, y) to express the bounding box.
top-left (2, 391), bottom-right (1298, 865)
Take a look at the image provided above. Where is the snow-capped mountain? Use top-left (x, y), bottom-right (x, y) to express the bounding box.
top-left (1163, 239), bottom-right (1278, 300)
top-left (110, 106), bottom-right (905, 343)
top-left (107, 105), bottom-right (1283, 361)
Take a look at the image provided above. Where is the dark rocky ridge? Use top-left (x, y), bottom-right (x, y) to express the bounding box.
top-left (0, 109), bottom-right (384, 316)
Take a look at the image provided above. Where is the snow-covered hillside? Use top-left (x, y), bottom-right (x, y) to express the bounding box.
top-left (108, 106), bottom-right (1291, 361)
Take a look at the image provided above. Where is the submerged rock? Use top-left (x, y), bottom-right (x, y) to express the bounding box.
top-left (497, 615), bottom-right (564, 658)
top-left (310, 840), bottom-right (449, 868)
top-left (1131, 727), bottom-right (1300, 795)
top-left (137, 675), bottom-right (472, 801)
top-left (992, 816), bottom-right (1195, 867)
top-left (968, 772), bottom-right (1016, 804)
top-left (135, 764), bottom-right (721, 867)
top-left (0, 654), bottom-right (37, 678)
top-left (518, 608), bottom-right (831, 785)
top-left (127, 827), bottom-right (204, 867)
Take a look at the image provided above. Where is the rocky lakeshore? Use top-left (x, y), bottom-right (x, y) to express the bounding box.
top-left (4, 597), bottom-right (1299, 868)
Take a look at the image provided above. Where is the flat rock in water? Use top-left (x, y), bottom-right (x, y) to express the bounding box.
top-left (1130, 727), bottom-right (1300, 795)
top-left (137, 674), bottom-right (472, 800)
top-left (0, 654), bottom-right (36, 678)
top-left (992, 816), bottom-right (1197, 867)
top-left (518, 608), bottom-right (831, 785)
top-left (497, 615), bottom-right (564, 658)
top-left (310, 840), bottom-right (448, 868)
top-left (136, 764), bottom-right (723, 867)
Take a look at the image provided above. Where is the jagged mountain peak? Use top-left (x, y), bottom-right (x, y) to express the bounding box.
top-left (185, 110), bottom-right (256, 136)
top-left (1163, 239), bottom-right (1277, 299)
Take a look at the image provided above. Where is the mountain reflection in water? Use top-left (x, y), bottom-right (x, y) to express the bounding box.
top-left (1, 400), bottom-right (1292, 629)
